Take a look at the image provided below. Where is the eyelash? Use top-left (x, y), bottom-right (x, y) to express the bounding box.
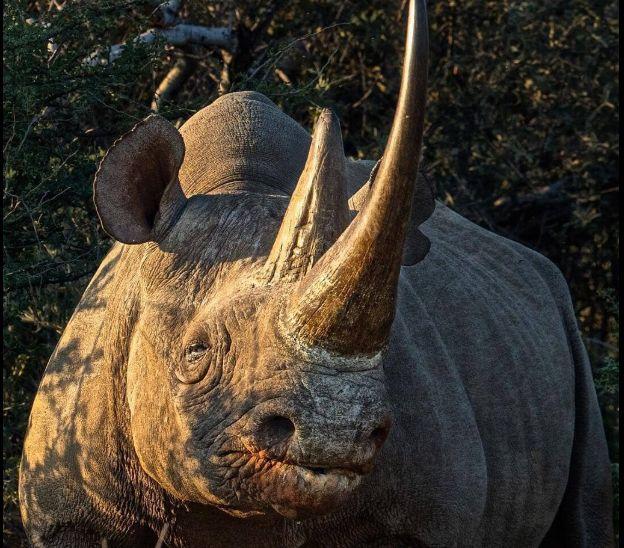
top-left (185, 342), bottom-right (209, 362)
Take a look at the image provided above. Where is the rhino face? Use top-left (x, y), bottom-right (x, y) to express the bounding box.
top-left (122, 195), bottom-right (391, 518)
top-left (95, 0), bottom-right (428, 520)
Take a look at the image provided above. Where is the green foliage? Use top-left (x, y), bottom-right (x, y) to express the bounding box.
top-left (3, 0), bottom-right (619, 543)
top-left (597, 357), bottom-right (620, 395)
top-left (593, 290), bottom-right (619, 540)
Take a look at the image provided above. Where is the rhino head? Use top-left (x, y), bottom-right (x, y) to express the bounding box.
top-left (93, 0), bottom-right (429, 520)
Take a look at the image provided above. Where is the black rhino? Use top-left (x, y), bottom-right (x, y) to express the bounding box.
top-left (19, 1), bottom-right (613, 546)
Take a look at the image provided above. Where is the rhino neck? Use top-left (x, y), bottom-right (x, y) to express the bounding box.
top-left (74, 244), bottom-right (190, 539)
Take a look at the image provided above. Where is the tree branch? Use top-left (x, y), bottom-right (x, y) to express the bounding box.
top-left (85, 24), bottom-right (235, 66)
top-left (151, 51), bottom-right (198, 110)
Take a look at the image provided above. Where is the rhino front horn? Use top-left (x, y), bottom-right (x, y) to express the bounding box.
top-left (283, 0), bottom-right (429, 356)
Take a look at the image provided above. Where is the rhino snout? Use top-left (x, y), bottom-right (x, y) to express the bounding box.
top-left (249, 404), bottom-right (392, 475)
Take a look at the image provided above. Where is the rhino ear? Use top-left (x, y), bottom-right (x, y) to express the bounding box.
top-left (94, 114), bottom-right (186, 244)
top-left (401, 171), bottom-right (435, 266)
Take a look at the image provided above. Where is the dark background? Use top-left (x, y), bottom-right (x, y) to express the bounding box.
top-left (3, 0), bottom-right (619, 543)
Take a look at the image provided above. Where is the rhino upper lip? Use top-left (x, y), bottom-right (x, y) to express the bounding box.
top-left (221, 449), bottom-right (366, 476)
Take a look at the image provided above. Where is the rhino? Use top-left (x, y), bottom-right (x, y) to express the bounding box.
top-left (19, 1), bottom-right (613, 546)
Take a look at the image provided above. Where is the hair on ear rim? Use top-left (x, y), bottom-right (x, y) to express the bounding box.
top-left (93, 114), bottom-right (185, 245)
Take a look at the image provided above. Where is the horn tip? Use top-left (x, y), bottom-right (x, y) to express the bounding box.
top-left (312, 108), bottom-right (343, 146)
top-left (317, 108), bottom-right (340, 127)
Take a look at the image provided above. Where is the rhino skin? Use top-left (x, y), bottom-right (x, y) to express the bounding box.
top-left (19, 1), bottom-right (612, 546)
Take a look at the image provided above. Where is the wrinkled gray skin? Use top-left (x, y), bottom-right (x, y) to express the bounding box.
top-left (19, 91), bottom-right (612, 546)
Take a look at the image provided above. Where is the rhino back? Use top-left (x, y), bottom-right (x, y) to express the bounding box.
top-left (367, 203), bottom-right (576, 545)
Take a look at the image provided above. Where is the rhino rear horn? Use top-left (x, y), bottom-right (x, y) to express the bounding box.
top-left (263, 109), bottom-right (350, 283)
top-left (94, 115), bottom-right (186, 244)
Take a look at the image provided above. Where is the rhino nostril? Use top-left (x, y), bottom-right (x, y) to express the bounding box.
top-left (258, 415), bottom-right (295, 448)
top-left (369, 421), bottom-right (391, 448)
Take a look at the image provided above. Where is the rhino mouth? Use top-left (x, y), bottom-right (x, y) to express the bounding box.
top-left (221, 449), bottom-right (368, 478)
top-left (298, 461), bottom-right (369, 476)
top-left (304, 465), bottom-right (334, 475)
top-left (289, 462), bottom-right (363, 485)
top-left (255, 458), bottom-right (364, 519)
top-left (216, 450), bottom-right (364, 518)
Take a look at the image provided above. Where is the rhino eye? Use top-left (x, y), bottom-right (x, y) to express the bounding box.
top-left (185, 342), bottom-right (209, 362)
top-left (176, 341), bottom-right (212, 384)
